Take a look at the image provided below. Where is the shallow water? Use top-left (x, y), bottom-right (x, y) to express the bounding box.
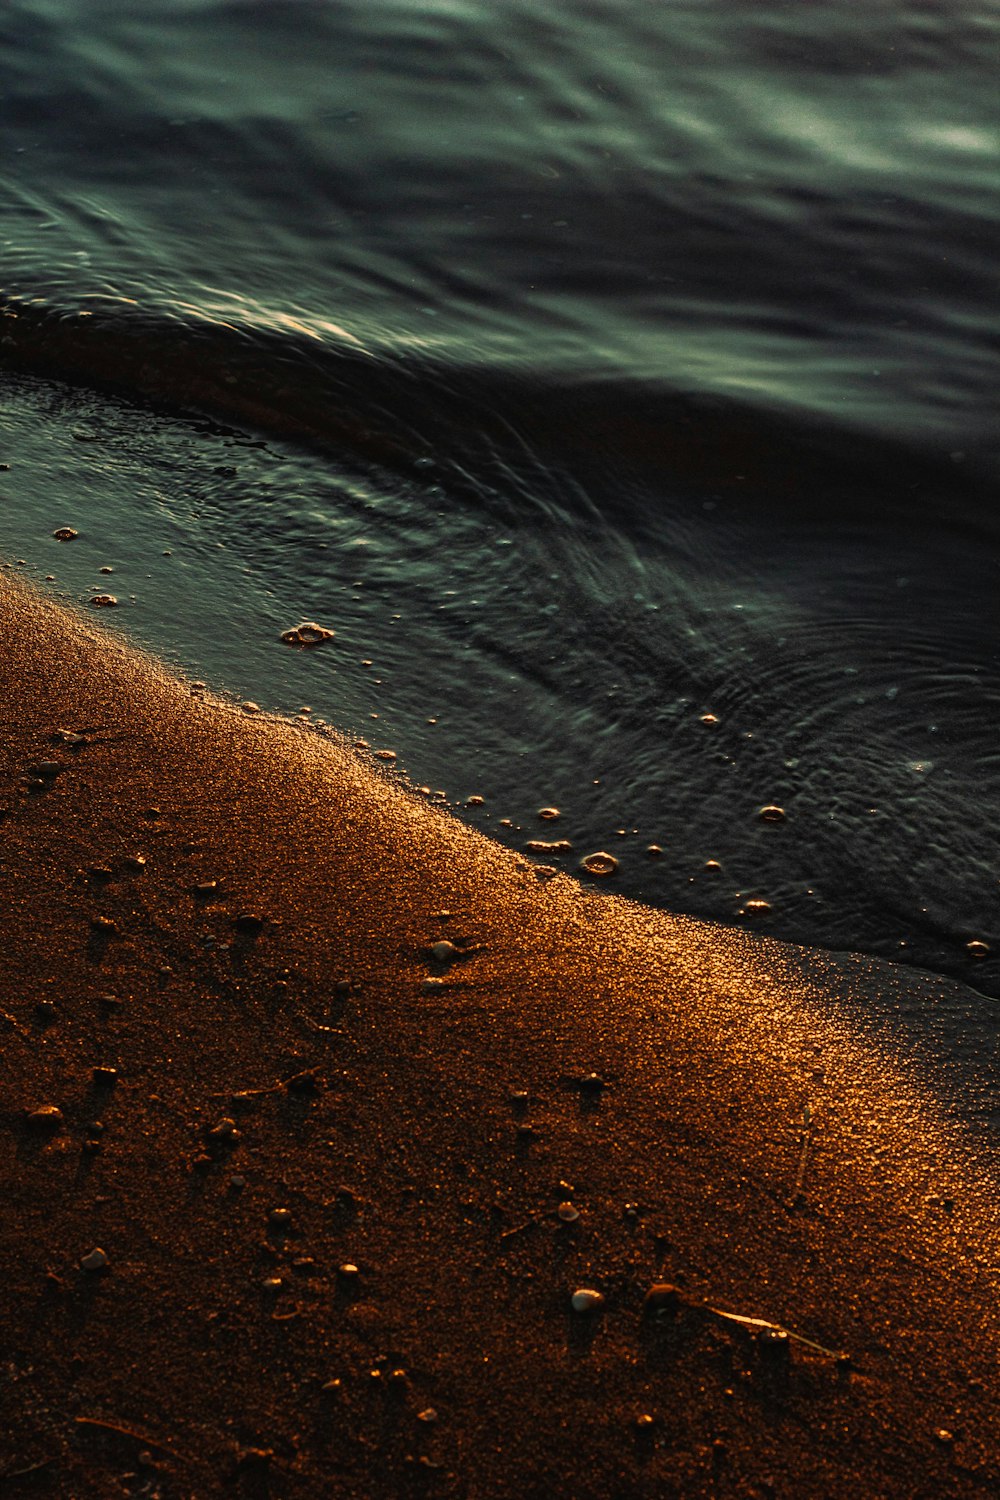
top-left (0, 0), bottom-right (997, 993)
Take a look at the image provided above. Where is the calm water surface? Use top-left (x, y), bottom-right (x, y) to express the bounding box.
top-left (1, 0), bottom-right (997, 993)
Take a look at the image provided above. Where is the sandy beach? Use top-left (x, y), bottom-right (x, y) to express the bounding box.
top-left (2, 571), bottom-right (998, 1498)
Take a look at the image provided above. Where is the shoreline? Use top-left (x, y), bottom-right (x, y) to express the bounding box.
top-left (2, 574), bottom-right (998, 1497)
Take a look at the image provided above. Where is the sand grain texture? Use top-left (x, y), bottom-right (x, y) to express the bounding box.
top-left (1, 575), bottom-right (998, 1498)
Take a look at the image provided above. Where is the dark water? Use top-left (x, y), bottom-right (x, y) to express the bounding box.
top-left (1, 0), bottom-right (997, 993)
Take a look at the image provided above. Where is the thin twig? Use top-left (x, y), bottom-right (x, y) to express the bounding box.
top-left (705, 1305), bottom-right (843, 1359)
top-left (792, 1101), bottom-right (813, 1204)
top-left (2, 1458), bottom-right (56, 1479)
top-left (499, 1217), bottom-right (540, 1242)
top-left (210, 1069), bottom-right (315, 1100)
top-left (74, 1415), bottom-right (190, 1462)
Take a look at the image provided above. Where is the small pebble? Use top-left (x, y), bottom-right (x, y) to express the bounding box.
top-left (241, 701), bottom-right (260, 714)
top-left (268, 1207), bottom-right (293, 1228)
top-left (538, 807), bottom-right (560, 820)
top-left (27, 1105), bottom-right (64, 1132)
top-left (89, 594), bottom-right (118, 608)
top-left (646, 844), bottom-right (663, 855)
top-left (52, 526), bottom-right (78, 541)
top-left (967, 940), bottom-right (990, 959)
top-left (466, 795), bottom-right (485, 807)
top-left (31, 760), bottom-right (62, 778)
top-left (92, 1066), bottom-right (118, 1086)
top-left (34, 1000), bottom-right (58, 1023)
top-left (80, 1247), bottom-right (109, 1272)
top-left (556, 1201), bottom-right (580, 1222)
top-left (758, 1327), bottom-right (790, 1361)
top-left (234, 914), bottom-right (264, 935)
top-left (338, 1262), bottom-right (360, 1280)
top-left (634, 1413), bottom-right (655, 1431)
top-left (262, 1277), bottom-right (283, 1291)
top-left (209, 1117), bottom-right (239, 1140)
top-left (90, 916), bottom-right (116, 933)
top-left (416, 1408), bottom-right (438, 1424)
top-left (230, 1174), bottom-right (247, 1189)
top-left (571, 1288), bottom-right (604, 1314)
top-left (579, 851), bottom-right (618, 877)
top-left (427, 940), bottom-right (461, 964)
top-left (643, 1282), bottom-right (681, 1316)
top-left (758, 805), bottom-right (786, 823)
top-left (743, 898), bottom-right (771, 915)
top-left (280, 621), bottom-right (335, 647)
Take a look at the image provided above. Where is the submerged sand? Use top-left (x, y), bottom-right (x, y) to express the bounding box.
top-left (1, 573), bottom-right (998, 1498)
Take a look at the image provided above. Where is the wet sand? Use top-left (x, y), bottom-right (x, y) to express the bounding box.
top-left (1, 571), bottom-right (998, 1498)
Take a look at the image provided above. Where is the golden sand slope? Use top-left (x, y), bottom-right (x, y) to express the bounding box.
top-left (1, 573), bottom-right (997, 1498)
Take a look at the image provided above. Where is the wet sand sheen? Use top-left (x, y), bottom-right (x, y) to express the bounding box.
top-left (1, 573), bottom-right (998, 1497)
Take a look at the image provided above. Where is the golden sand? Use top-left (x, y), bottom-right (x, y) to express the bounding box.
top-left (1, 573), bottom-right (997, 1497)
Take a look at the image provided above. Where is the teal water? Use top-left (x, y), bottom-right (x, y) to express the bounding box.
top-left (0, 0), bottom-right (997, 993)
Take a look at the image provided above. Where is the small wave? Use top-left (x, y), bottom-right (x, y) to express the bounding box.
top-left (1, 292), bottom-right (995, 542)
